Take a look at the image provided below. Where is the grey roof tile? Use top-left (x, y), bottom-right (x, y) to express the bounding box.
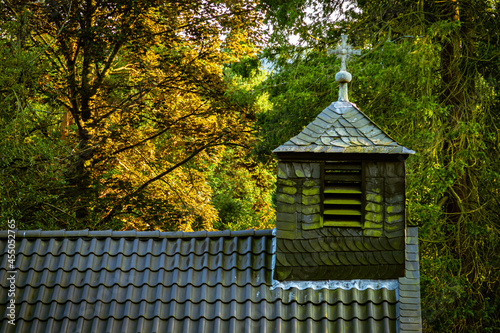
top-left (322, 108), bottom-right (339, 119)
top-left (289, 136), bottom-right (310, 146)
top-left (312, 117), bottom-right (331, 129)
top-left (338, 118), bottom-right (353, 128)
top-left (305, 123), bottom-right (325, 134)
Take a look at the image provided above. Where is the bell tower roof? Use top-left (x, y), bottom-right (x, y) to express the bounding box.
top-left (273, 101), bottom-right (415, 155)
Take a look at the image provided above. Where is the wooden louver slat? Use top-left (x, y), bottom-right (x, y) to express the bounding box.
top-left (323, 162), bottom-right (363, 227)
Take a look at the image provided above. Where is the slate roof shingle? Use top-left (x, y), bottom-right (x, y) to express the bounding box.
top-left (273, 101), bottom-right (415, 155)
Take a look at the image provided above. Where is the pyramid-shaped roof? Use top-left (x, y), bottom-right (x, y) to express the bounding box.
top-left (273, 101), bottom-right (415, 155)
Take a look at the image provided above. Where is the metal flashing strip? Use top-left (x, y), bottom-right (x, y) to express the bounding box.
top-left (271, 278), bottom-right (400, 291)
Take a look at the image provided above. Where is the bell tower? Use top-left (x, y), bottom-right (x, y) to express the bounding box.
top-left (273, 35), bottom-right (415, 281)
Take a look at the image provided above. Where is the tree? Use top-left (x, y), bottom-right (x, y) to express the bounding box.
top-left (0, 0), bottom-right (266, 231)
top-left (210, 63), bottom-right (276, 231)
top-left (0, 7), bottom-right (72, 229)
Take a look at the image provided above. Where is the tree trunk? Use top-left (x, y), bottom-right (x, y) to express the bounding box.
top-left (439, 0), bottom-right (475, 267)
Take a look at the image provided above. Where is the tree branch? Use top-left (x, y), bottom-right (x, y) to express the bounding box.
top-left (99, 136), bottom-right (224, 224)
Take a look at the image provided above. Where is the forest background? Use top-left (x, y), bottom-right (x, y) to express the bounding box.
top-left (0, 0), bottom-right (499, 331)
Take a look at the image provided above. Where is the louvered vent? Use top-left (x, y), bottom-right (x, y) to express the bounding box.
top-left (323, 162), bottom-right (363, 227)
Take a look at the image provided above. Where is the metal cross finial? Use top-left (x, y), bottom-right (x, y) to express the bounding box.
top-left (327, 34), bottom-right (361, 102)
top-left (328, 34), bottom-right (361, 72)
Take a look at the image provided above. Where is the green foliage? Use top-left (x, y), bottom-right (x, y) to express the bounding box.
top-left (209, 148), bottom-right (275, 231)
top-left (256, 50), bottom-right (338, 157)
top-left (210, 65), bottom-right (276, 231)
top-left (0, 15), bottom-right (70, 229)
top-left (0, 0), bottom-right (267, 231)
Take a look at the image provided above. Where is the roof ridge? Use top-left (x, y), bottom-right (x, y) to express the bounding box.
top-left (0, 228), bottom-right (275, 239)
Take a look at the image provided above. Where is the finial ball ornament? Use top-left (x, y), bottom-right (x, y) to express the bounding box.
top-left (335, 71), bottom-right (352, 83)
